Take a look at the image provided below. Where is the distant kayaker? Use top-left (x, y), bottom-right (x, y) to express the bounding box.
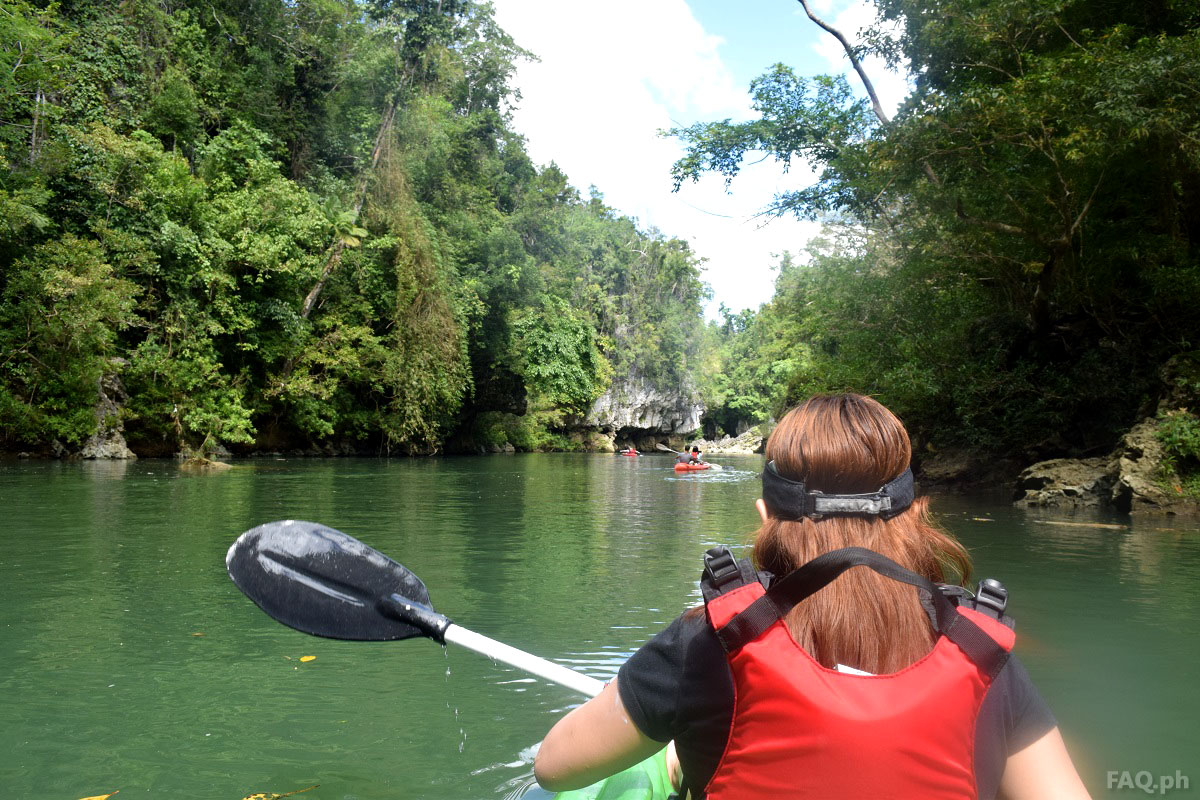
top-left (536, 393), bottom-right (1091, 799)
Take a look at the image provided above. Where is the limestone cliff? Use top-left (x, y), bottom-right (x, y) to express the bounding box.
top-left (583, 376), bottom-right (703, 436)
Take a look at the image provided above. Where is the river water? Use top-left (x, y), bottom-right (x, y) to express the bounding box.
top-left (1, 454), bottom-right (1197, 799)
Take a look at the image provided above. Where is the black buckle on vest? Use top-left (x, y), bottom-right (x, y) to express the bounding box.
top-left (936, 583), bottom-right (972, 602)
top-left (703, 546), bottom-right (740, 591)
top-left (974, 578), bottom-right (1008, 619)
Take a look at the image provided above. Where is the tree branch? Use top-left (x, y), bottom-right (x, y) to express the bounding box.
top-left (795, 0), bottom-right (941, 188)
top-left (1067, 167), bottom-right (1105, 241)
top-left (955, 198), bottom-right (1038, 240)
top-left (796, 0), bottom-right (889, 126)
top-left (299, 100), bottom-right (398, 319)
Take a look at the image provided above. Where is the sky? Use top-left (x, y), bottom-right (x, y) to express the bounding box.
top-left (489, 0), bottom-right (910, 319)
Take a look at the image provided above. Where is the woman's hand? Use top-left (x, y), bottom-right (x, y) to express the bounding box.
top-left (534, 677), bottom-right (665, 792)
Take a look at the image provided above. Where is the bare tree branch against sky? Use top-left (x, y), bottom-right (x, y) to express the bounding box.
top-left (491, 0), bottom-right (908, 317)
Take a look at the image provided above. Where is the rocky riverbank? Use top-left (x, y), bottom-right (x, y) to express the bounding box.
top-left (15, 354), bottom-right (1197, 519)
top-left (688, 426), bottom-right (767, 455)
top-left (1011, 355), bottom-right (1199, 515)
top-left (1012, 419), bottom-right (1197, 514)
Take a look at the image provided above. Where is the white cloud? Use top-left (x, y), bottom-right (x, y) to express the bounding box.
top-left (495, 1), bottom-right (739, 187)
top-left (491, 0), bottom-right (907, 317)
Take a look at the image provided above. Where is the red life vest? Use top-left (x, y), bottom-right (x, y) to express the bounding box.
top-left (698, 547), bottom-right (1015, 800)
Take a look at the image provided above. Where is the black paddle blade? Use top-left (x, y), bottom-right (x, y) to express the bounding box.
top-left (227, 520), bottom-right (436, 641)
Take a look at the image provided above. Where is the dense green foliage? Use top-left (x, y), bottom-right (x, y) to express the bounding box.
top-left (697, 254), bottom-right (805, 438)
top-left (0, 0), bottom-right (705, 455)
top-left (685, 0), bottom-right (1200, 462)
top-left (7, 0), bottom-right (1196, 469)
top-left (1156, 353), bottom-right (1200, 495)
top-left (1159, 410), bottom-right (1200, 469)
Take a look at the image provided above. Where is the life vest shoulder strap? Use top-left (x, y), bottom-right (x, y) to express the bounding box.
top-left (701, 546), bottom-right (1016, 628)
top-left (699, 545), bottom-right (1014, 680)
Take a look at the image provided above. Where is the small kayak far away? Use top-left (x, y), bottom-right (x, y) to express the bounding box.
top-left (619, 450), bottom-right (640, 457)
top-left (673, 462), bottom-right (711, 472)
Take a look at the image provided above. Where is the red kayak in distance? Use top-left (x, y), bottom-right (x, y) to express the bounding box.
top-left (674, 462), bottom-right (711, 471)
top-left (619, 449), bottom-right (640, 457)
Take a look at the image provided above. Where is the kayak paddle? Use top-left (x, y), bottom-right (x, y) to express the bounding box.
top-left (226, 520), bottom-right (605, 698)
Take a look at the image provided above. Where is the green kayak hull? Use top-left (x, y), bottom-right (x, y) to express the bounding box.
top-left (550, 748), bottom-right (675, 800)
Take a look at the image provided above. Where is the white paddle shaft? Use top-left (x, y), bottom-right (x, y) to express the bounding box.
top-left (443, 624), bottom-right (605, 698)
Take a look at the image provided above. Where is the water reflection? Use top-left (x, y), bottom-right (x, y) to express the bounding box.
top-left (0, 457), bottom-right (1196, 799)
top-left (79, 458), bottom-right (133, 480)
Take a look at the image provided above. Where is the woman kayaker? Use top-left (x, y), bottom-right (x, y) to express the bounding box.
top-left (535, 393), bottom-right (1091, 799)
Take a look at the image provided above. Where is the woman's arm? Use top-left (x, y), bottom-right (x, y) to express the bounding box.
top-left (533, 677), bottom-right (665, 792)
top-left (999, 727), bottom-right (1092, 800)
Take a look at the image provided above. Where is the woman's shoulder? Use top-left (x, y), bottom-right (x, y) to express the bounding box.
top-left (625, 608), bottom-right (713, 663)
top-left (620, 609), bottom-right (731, 701)
top-left (618, 608), bottom-right (735, 743)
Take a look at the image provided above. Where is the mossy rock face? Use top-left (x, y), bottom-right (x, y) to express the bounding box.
top-left (585, 431), bottom-right (615, 452)
top-left (179, 456), bottom-right (233, 472)
top-left (1012, 420), bottom-right (1200, 515)
top-left (1014, 457), bottom-right (1113, 507)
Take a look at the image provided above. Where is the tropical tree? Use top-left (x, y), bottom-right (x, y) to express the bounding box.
top-left (674, 0), bottom-right (1200, 458)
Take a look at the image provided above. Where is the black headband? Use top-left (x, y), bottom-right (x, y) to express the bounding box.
top-left (761, 460), bottom-right (915, 520)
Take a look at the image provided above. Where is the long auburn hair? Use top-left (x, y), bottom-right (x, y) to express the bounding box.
top-left (754, 393), bottom-right (972, 674)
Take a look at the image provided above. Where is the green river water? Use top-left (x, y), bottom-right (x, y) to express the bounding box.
top-left (2, 454), bottom-right (1198, 799)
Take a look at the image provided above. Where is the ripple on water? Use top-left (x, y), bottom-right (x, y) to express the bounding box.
top-left (2, 456), bottom-right (1197, 799)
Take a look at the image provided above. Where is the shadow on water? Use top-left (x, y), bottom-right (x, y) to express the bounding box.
top-left (1, 455), bottom-right (1195, 798)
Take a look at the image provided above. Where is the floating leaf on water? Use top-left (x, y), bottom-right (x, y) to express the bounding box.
top-left (241, 784), bottom-right (319, 800)
top-left (192, 632), bottom-right (205, 637)
top-left (971, 517), bottom-right (995, 522)
top-left (299, 655), bottom-right (316, 663)
top-left (78, 792), bottom-right (119, 800)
